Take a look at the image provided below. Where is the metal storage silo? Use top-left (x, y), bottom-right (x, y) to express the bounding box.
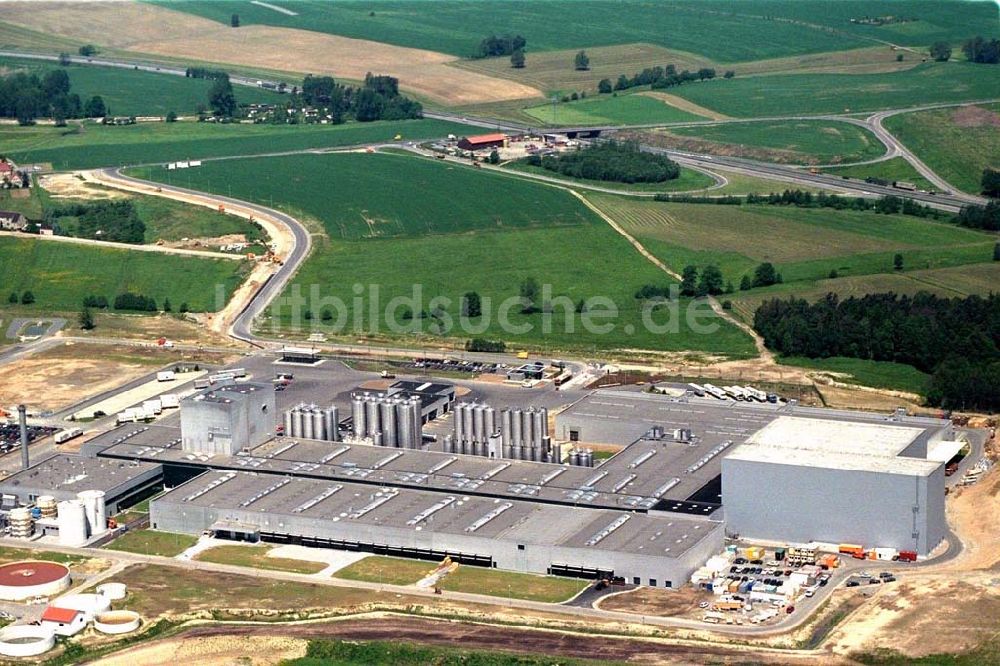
top-left (511, 408), bottom-right (523, 447)
top-left (550, 442), bottom-right (562, 464)
top-left (502, 444), bottom-right (513, 459)
top-left (283, 409), bottom-right (294, 438)
top-left (37, 496), bottom-right (57, 520)
top-left (443, 434), bottom-right (454, 454)
top-left (398, 401), bottom-right (414, 449)
top-left (310, 409), bottom-right (326, 441)
top-left (8, 507), bottom-right (33, 538)
top-left (569, 449), bottom-right (581, 466)
top-left (501, 409), bottom-right (512, 448)
top-left (366, 397), bottom-right (381, 439)
top-left (292, 407), bottom-right (305, 439)
top-left (58, 500), bottom-right (88, 546)
top-left (372, 431), bottom-right (384, 447)
top-left (77, 490), bottom-right (107, 536)
top-left (522, 409), bottom-right (536, 449)
top-left (352, 394), bottom-right (366, 439)
top-left (324, 407), bottom-right (338, 441)
top-left (381, 400), bottom-right (397, 447)
top-left (302, 406), bottom-right (315, 440)
top-left (473, 404), bottom-right (486, 444)
top-left (485, 406), bottom-right (497, 439)
top-left (410, 397), bottom-right (422, 449)
top-left (532, 409), bottom-right (545, 450)
top-left (453, 402), bottom-right (466, 444)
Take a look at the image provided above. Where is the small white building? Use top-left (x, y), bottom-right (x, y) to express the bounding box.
top-left (40, 606), bottom-right (86, 636)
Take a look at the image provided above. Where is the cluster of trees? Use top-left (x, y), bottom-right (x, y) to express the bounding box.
top-left (744, 189), bottom-right (947, 219)
top-left (184, 67), bottom-right (230, 81)
top-left (654, 193), bottom-right (742, 204)
top-left (962, 36), bottom-right (1000, 64)
top-left (113, 292), bottom-right (158, 312)
top-left (82, 295), bottom-right (109, 308)
top-left (466, 338), bottom-right (505, 353)
top-left (956, 200), bottom-right (1000, 231)
top-left (982, 168), bottom-right (1000, 198)
top-left (753, 292), bottom-right (1000, 411)
top-left (597, 64), bottom-right (732, 94)
top-left (289, 72), bottom-right (422, 123)
top-left (46, 200), bottom-right (146, 244)
top-left (7, 290), bottom-right (34, 305)
top-left (530, 140), bottom-right (680, 184)
top-left (679, 265), bottom-right (727, 297)
top-left (0, 68), bottom-right (107, 124)
top-left (929, 41), bottom-right (952, 61)
top-left (474, 34), bottom-right (525, 58)
top-left (574, 51), bottom-right (590, 71)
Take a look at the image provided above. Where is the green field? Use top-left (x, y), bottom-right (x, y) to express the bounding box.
top-left (289, 639), bottom-right (614, 666)
top-left (664, 120), bottom-right (885, 164)
top-left (822, 156), bottom-right (935, 191)
top-left (0, 235), bottom-right (248, 311)
top-left (103, 530), bottom-right (198, 557)
top-left (335, 555), bottom-right (586, 603)
top-left (164, 1), bottom-right (992, 61)
top-left (0, 56), bottom-right (284, 116)
top-left (130, 152), bottom-right (755, 356)
top-left (670, 62), bottom-right (1000, 117)
top-left (195, 545), bottom-right (328, 574)
top-left (588, 194), bottom-right (998, 288)
top-left (885, 103), bottom-right (1000, 195)
top-left (2, 118), bottom-right (477, 171)
top-left (524, 93), bottom-right (703, 126)
top-left (779, 356), bottom-right (931, 395)
top-left (504, 159), bottom-right (717, 193)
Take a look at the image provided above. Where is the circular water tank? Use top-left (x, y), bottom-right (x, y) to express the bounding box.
top-left (0, 561), bottom-right (71, 601)
top-left (36, 496), bottom-right (57, 519)
top-left (57, 500), bottom-right (88, 546)
top-left (96, 582), bottom-right (127, 600)
top-left (54, 593), bottom-right (111, 620)
top-left (0, 625), bottom-right (55, 657)
top-left (77, 490), bottom-right (107, 537)
top-left (94, 610), bottom-right (141, 635)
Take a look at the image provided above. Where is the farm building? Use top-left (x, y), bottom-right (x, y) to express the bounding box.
top-left (0, 211), bottom-right (27, 231)
top-left (457, 133), bottom-right (508, 151)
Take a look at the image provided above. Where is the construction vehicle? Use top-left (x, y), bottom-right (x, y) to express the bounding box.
top-left (218, 204), bottom-right (226, 213)
top-left (380, 370), bottom-right (396, 379)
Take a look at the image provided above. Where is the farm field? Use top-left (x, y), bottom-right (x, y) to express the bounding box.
top-left (822, 157), bottom-right (935, 191)
top-left (587, 194), bottom-right (998, 288)
top-left (335, 556), bottom-right (587, 603)
top-left (524, 93), bottom-right (704, 126)
top-left (195, 545), bottom-right (328, 574)
top-left (2, 118), bottom-right (478, 171)
top-left (0, 235), bottom-right (248, 312)
top-left (503, 159), bottom-right (718, 193)
top-left (0, 56), bottom-right (284, 116)
top-left (778, 356), bottom-right (930, 396)
top-left (662, 120), bottom-right (886, 164)
top-left (131, 152), bottom-right (755, 356)
top-left (727, 262), bottom-right (1000, 323)
top-left (161, 1), bottom-right (991, 61)
top-left (669, 63), bottom-right (1000, 117)
top-left (884, 103), bottom-right (1000, 195)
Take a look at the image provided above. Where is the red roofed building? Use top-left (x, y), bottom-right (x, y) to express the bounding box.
top-left (457, 133), bottom-right (508, 151)
top-left (0, 161), bottom-right (12, 175)
top-left (41, 606), bottom-right (86, 636)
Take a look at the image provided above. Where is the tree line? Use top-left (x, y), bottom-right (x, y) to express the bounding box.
top-left (529, 140), bottom-right (680, 184)
top-left (597, 64), bottom-right (733, 94)
top-left (962, 36), bottom-right (1000, 64)
top-left (474, 34), bottom-right (526, 58)
top-left (291, 72), bottom-right (422, 123)
top-left (0, 68), bottom-right (107, 125)
top-left (655, 189), bottom-right (949, 220)
top-left (45, 200), bottom-right (146, 244)
top-left (753, 292), bottom-right (1000, 411)
top-left (956, 200), bottom-right (1000, 231)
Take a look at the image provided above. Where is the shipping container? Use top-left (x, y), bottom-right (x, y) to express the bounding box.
top-left (159, 394), bottom-right (180, 409)
top-left (774, 547), bottom-right (786, 561)
top-left (746, 546), bottom-right (764, 560)
top-left (874, 548), bottom-right (897, 561)
top-left (897, 550), bottom-right (918, 562)
top-left (156, 371), bottom-right (176, 382)
top-left (838, 544), bottom-right (865, 556)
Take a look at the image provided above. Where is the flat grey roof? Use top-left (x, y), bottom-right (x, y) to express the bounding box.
top-left (157, 470), bottom-right (720, 558)
top-left (0, 453), bottom-right (161, 495)
top-left (186, 382), bottom-right (270, 405)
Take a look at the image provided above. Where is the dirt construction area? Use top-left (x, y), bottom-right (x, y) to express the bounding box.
top-left (0, 2), bottom-right (542, 106)
top-left (39, 173), bottom-right (128, 200)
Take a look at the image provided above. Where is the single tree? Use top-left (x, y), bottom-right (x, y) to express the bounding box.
top-left (929, 41), bottom-right (952, 62)
top-left (165, 111), bottom-right (178, 123)
top-left (163, 298), bottom-right (172, 312)
top-left (893, 253), bottom-right (904, 271)
top-left (78, 44), bottom-right (97, 57)
top-left (231, 13), bottom-right (240, 28)
top-left (896, 53), bottom-right (904, 62)
top-left (751, 262), bottom-right (778, 288)
top-left (981, 167), bottom-right (1000, 197)
top-left (487, 149), bottom-right (500, 165)
top-left (510, 48), bottom-right (525, 69)
top-left (303, 309), bottom-right (313, 321)
top-left (321, 308), bottom-right (333, 322)
top-left (574, 50), bottom-right (590, 71)
top-left (208, 77), bottom-right (237, 117)
top-left (679, 265), bottom-right (698, 297)
top-left (597, 78), bottom-right (612, 94)
top-left (698, 264), bottom-right (724, 296)
top-left (724, 280), bottom-right (734, 294)
top-left (615, 74), bottom-right (629, 90)
top-left (723, 70), bottom-right (735, 79)
top-left (8, 292), bottom-right (18, 304)
top-left (828, 269), bottom-right (839, 279)
top-left (79, 306), bottom-right (95, 331)
top-left (461, 291), bottom-right (482, 318)
top-left (519, 277), bottom-right (539, 313)
top-left (739, 274), bottom-right (751, 291)
top-left (20, 290), bottom-right (35, 305)
top-left (84, 95), bottom-right (106, 118)
top-left (575, 298), bottom-right (587, 313)
top-left (179, 302), bottom-right (189, 313)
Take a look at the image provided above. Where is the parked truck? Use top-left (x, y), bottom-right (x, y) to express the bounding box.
top-left (54, 427), bottom-right (83, 444)
top-left (156, 370), bottom-right (176, 382)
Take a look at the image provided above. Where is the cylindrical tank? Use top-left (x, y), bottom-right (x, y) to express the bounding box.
top-left (372, 431), bottom-right (384, 447)
top-left (77, 490), bottom-right (107, 537)
top-left (442, 434), bottom-right (454, 454)
top-left (324, 407), bottom-right (337, 442)
top-left (58, 500), bottom-right (88, 546)
top-left (96, 582), bottom-right (127, 600)
top-left (502, 444), bottom-right (513, 459)
top-left (484, 406), bottom-right (497, 439)
top-left (569, 449), bottom-right (581, 466)
top-left (283, 410), bottom-right (294, 437)
top-left (366, 398), bottom-right (381, 438)
top-left (311, 409), bottom-right (326, 441)
top-left (550, 442), bottom-right (562, 464)
top-left (522, 409), bottom-right (535, 448)
top-left (8, 507), bottom-right (33, 538)
top-left (302, 407), bottom-right (315, 440)
top-left (410, 398), bottom-right (422, 449)
top-left (501, 409), bottom-right (512, 448)
top-left (0, 625), bottom-right (55, 657)
top-left (473, 440), bottom-right (484, 457)
top-left (472, 404), bottom-right (486, 443)
top-left (533, 409), bottom-right (546, 447)
top-left (397, 401), bottom-right (413, 449)
top-left (453, 403), bottom-right (466, 444)
top-left (94, 610), bottom-right (141, 635)
top-left (37, 496), bottom-right (57, 520)
top-left (582, 450), bottom-right (594, 467)
top-left (381, 400), bottom-right (397, 447)
top-left (352, 395), bottom-right (366, 439)
top-left (511, 408), bottom-right (523, 447)
top-left (513, 445), bottom-right (525, 460)
top-left (292, 408), bottom-right (305, 438)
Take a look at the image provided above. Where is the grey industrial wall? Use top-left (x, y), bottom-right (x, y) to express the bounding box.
top-left (181, 389), bottom-right (275, 455)
top-left (150, 498), bottom-right (722, 587)
top-left (721, 458), bottom-right (945, 554)
top-left (0, 465), bottom-right (163, 514)
top-left (553, 413), bottom-right (650, 447)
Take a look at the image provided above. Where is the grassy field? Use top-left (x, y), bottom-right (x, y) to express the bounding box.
top-left (503, 159), bottom-right (717, 193)
top-left (524, 93), bottom-right (704, 126)
top-left (2, 118), bottom-right (477, 171)
top-left (131, 152), bottom-right (755, 356)
top-left (779, 356), bottom-right (931, 395)
top-left (103, 530), bottom-right (198, 557)
top-left (590, 194), bottom-right (996, 287)
top-left (288, 639), bottom-right (614, 666)
top-left (164, 1), bottom-right (991, 60)
top-left (0, 235), bottom-right (248, 311)
top-left (336, 555), bottom-right (586, 603)
top-left (195, 545), bottom-right (328, 574)
top-left (822, 157), bottom-right (935, 191)
top-left (0, 56), bottom-right (284, 116)
top-left (884, 103), bottom-right (1000, 195)
top-left (663, 120), bottom-right (885, 164)
top-left (0, 546), bottom-right (89, 566)
top-left (670, 62), bottom-right (1000, 117)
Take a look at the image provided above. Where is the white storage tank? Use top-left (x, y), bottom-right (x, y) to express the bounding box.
top-left (0, 625), bottom-right (55, 657)
top-left (37, 496), bottom-right (58, 520)
top-left (77, 490), bottom-right (107, 537)
top-left (96, 582), bottom-right (127, 600)
top-left (94, 610), bottom-right (141, 635)
top-left (8, 507), bottom-right (34, 538)
top-left (57, 500), bottom-right (88, 546)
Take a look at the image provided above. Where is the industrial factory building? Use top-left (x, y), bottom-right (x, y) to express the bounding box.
top-left (180, 382), bottom-right (275, 456)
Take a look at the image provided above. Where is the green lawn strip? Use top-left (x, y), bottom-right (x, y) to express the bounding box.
top-left (778, 356), bottom-right (930, 395)
top-left (194, 544), bottom-right (327, 574)
top-left (102, 530), bottom-right (198, 557)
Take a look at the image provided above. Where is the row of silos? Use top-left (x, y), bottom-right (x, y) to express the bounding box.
top-left (567, 448), bottom-right (595, 467)
top-left (350, 392), bottom-right (422, 449)
top-left (448, 403), bottom-right (558, 463)
top-left (283, 404), bottom-right (340, 441)
top-left (57, 490), bottom-right (107, 546)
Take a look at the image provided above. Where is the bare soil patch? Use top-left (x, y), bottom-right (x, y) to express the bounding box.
top-left (628, 129), bottom-right (819, 165)
top-left (161, 234), bottom-right (247, 251)
top-left (952, 105), bottom-right (1000, 128)
top-left (0, 2), bottom-right (541, 105)
top-left (598, 585), bottom-right (710, 618)
top-left (91, 635), bottom-right (307, 666)
top-left (39, 173), bottom-right (127, 200)
top-left (638, 91), bottom-right (731, 121)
